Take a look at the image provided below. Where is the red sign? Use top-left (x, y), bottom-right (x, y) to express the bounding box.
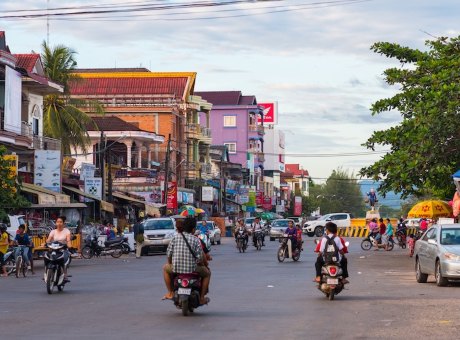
top-left (262, 196), bottom-right (272, 210)
top-left (256, 191), bottom-right (264, 206)
top-left (294, 196), bottom-right (302, 216)
top-left (167, 181), bottom-right (178, 209)
top-left (257, 102), bottom-right (277, 124)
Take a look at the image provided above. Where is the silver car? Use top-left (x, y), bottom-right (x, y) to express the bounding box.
top-left (414, 223), bottom-right (460, 286)
top-left (269, 219), bottom-right (295, 241)
top-left (141, 217), bottom-right (176, 254)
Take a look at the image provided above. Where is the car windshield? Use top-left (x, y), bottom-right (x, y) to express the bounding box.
top-left (440, 228), bottom-right (460, 245)
top-left (272, 220), bottom-right (290, 228)
top-left (143, 219), bottom-right (174, 230)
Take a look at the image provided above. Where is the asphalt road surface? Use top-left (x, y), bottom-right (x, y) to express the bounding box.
top-left (2, 237), bottom-right (460, 340)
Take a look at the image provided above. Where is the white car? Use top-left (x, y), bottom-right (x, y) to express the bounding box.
top-left (141, 217), bottom-right (176, 254)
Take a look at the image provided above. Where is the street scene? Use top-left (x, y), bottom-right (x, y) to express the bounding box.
top-left (2, 1), bottom-right (460, 339)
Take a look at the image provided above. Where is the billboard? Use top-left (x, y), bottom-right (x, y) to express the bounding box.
top-left (201, 186), bottom-right (214, 202)
top-left (294, 196), bottom-right (302, 216)
top-left (34, 150), bottom-right (61, 193)
top-left (257, 102), bottom-right (277, 125)
top-left (84, 177), bottom-right (103, 200)
top-left (167, 181), bottom-right (178, 209)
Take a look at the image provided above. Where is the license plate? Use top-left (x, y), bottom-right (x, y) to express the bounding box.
top-left (327, 278), bottom-right (339, 285)
top-left (178, 288), bottom-right (191, 295)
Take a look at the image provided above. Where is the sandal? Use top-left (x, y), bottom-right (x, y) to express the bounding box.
top-left (199, 297), bottom-right (210, 306)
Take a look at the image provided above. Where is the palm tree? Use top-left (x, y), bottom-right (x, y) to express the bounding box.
top-left (41, 41), bottom-right (93, 154)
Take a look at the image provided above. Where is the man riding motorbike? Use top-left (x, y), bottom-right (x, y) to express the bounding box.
top-left (162, 217), bottom-right (210, 306)
top-left (251, 217), bottom-right (265, 247)
top-left (234, 219), bottom-right (248, 246)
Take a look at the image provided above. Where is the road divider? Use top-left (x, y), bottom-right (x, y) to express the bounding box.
top-left (337, 227), bottom-right (419, 238)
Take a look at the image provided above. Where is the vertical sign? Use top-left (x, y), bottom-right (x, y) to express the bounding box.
top-left (167, 181), bottom-right (178, 210)
top-left (84, 177), bottom-right (103, 200)
top-left (294, 196), bottom-right (302, 216)
top-left (201, 186), bottom-right (214, 202)
top-left (34, 150), bottom-right (61, 193)
top-left (80, 163), bottom-right (96, 181)
top-left (263, 196), bottom-right (272, 210)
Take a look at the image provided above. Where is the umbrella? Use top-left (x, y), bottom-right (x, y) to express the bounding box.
top-left (179, 208), bottom-right (196, 217)
top-left (407, 200), bottom-right (452, 219)
top-left (195, 208), bottom-right (205, 214)
top-left (170, 214), bottom-right (186, 219)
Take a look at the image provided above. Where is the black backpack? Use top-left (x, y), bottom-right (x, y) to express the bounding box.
top-left (323, 235), bottom-right (339, 264)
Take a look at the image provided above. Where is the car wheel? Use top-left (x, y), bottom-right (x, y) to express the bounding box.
top-left (415, 258), bottom-right (428, 283)
top-left (435, 260), bottom-right (448, 287)
top-left (314, 226), bottom-right (324, 237)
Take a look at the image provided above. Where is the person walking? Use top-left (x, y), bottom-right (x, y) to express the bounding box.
top-left (133, 219), bottom-right (144, 259)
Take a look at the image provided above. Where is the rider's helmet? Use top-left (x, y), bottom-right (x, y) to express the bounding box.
top-left (0, 223), bottom-right (7, 233)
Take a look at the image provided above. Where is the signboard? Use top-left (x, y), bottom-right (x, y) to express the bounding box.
top-left (238, 186), bottom-right (249, 204)
top-left (34, 150), bottom-right (61, 193)
top-left (84, 177), bottom-right (103, 200)
top-left (201, 186), bottom-right (214, 202)
top-left (38, 194), bottom-right (55, 205)
top-left (256, 191), bottom-right (264, 206)
top-left (80, 163), bottom-right (96, 181)
top-left (257, 102), bottom-right (277, 124)
top-left (167, 181), bottom-right (178, 210)
top-left (263, 196), bottom-right (272, 210)
top-left (294, 196), bottom-right (302, 216)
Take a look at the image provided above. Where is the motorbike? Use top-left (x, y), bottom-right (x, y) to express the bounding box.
top-left (14, 245), bottom-right (29, 278)
top-left (253, 230), bottom-right (264, 250)
top-left (316, 240), bottom-right (348, 300)
top-left (3, 246), bottom-right (16, 276)
top-left (395, 230), bottom-right (407, 249)
top-left (81, 232), bottom-right (124, 259)
top-left (361, 233), bottom-right (394, 251)
top-left (43, 241), bottom-right (71, 294)
top-left (277, 234), bottom-right (301, 262)
top-left (173, 273), bottom-right (202, 316)
top-left (236, 230), bottom-right (248, 253)
top-left (120, 236), bottom-right (131, 254)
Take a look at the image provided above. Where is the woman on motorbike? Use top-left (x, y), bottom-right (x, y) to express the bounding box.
top-left (284, 220), bottom-right (298, 251)
top-left (45, 216), bottom-right (72, 282)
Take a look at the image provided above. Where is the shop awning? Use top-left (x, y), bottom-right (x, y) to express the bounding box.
top-left (29, 203), bottom-right (87, 209)
top-left (113, 192), bottom-right (163, 216)
top-left (62, 185), bottom-right (114, 213)
top-left (21, 183), bottom-right (70, 204)
top-left (113, 192), bottom-right (146, 205)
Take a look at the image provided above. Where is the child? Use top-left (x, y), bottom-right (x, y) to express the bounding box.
top-left (407, 234), bottom-right (416, 257)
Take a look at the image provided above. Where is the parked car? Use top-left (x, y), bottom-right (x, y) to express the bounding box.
top-left (269, 219), bottom-right (295, 241)
top-left (141, 217), bottom-right (176, 254)
top-left (198, 221), bottom-right (221, 245)
top-left (287, 216), bottom-right (302, 227)
top-left (414, 223), bottom-right (460, 286)
top-left (302, 213), bottom-right (352, 237)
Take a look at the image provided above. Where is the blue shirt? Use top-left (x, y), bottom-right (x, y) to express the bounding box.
top-left (15, 233), bottom-right (30, 246)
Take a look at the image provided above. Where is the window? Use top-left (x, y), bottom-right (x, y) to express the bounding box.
top-left (223, 115), bottom-right (236, 127)
top-left (32, 117), bottom-right (39, 136)
top-left (422, 228), bottom-right (435, 242)
top-left (224, 142), bottom-right (237, 154)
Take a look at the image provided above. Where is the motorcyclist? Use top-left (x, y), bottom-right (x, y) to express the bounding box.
top-left (45, 216), bottom-right (72, 282)
top-left (314, 222), bottom-right (349, 284)
top-left (251, 217), bottom-right (265, 247)
top-left (234, 219), bottom-right (248, 246)
top-left (162, 217), bottom-right (210, 306)
top-left (284, 220), bottom-right (298, 252)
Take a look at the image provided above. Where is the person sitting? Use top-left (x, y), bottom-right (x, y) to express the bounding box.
top-left (234, 219), bottom-right (248, 246)
top-left (314, 222), bottom-right (349, 284)
top-left (251, 217), bottom-right (265, 247)
top-left (13, 225), bottom-right (32, 276)
top-left (162, 217), bottom-right (211, 305)
top-left (284, 220), bottom-right (298, 252)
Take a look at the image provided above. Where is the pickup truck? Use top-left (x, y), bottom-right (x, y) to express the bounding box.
top-left (302, 213), bottom-right (352, 237)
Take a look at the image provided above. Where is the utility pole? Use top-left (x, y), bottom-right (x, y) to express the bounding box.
top-left (100, 130), bottom-right (105, 201)
top-left (162, 134), bottom-right (171, 215)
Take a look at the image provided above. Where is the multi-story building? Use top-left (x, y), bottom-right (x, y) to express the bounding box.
top-left (283, 164), bottom-right (310, 197)
top-left (69, 69), bottom-right (212, 208)
top-left (263, 126), bottom-right (286, 209)
top-left (195, 91), bottom-right (265, 190)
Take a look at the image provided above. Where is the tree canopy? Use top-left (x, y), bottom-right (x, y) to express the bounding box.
top-left (360, 36), bottom-right (460, 200)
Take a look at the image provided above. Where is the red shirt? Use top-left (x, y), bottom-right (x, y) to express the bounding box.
top-left (379, 223), bottom-right (386, 235)
top-left (420, 220), bottom-right (428, 231)
top-left (296, 228), bottom-right (302, 241)
top-left (314, 236), bottom-right (348, 253)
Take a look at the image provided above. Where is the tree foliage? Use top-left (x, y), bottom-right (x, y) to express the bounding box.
top-left (0, 146), bottom-right (30, 221)
top-left (360, 36), bottom-right (460, 199)
top-left (41, 41), bottom-right (93, 154)
top-left (305, 168), bottom-right (366, 216)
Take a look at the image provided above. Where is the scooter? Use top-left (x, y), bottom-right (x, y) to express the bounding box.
top-left (235, 230), bottom-right (248, 253)
top-left (173, 273), bottom-right (202, 316)
top-left (43, 241), bottom-right (71, 294)
top-left (253, 230), bottom-right (264, 250)
top-left (361, 234), bottom-right (394, 251)
top-left (81, 231), bottom-right (124, 259)
top-left (277, 234), bottom-right (301, 262)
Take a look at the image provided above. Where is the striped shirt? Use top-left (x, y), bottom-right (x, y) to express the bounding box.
top-left (167, 232), bottom-right (203, 274)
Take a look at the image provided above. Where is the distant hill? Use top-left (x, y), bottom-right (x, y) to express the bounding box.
top-left (359, 180), bottom-right (404, 210)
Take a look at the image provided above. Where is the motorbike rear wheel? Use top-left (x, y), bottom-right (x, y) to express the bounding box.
top-left (111, 245), bottom-right (123, 258)
top-left (5, 258), bottom-right (15, 276)
top-left (292, 250), bottom-right (301, 262)
top-left (46, 268), bottom-right (55, 295)
top-left (329, 291), bottom-right (335, 301)
top-left (387, 240), bottom-right (394, 251)
top-left (277, 247), bottom-right (286, 262)
top-left (181, 300), bottom-right (190, 316)
top-left (237, 240), bottom-right (243, 253)
top-left (81, 246), bottom-right (94, 259)
top-left (361, 239), bottom-right (372, 251)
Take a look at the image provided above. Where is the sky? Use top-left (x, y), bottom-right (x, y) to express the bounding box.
top-left (1, 0), bottom-right (460, 182)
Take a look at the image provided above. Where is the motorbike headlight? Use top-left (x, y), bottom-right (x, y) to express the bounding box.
top-left (444, 252), bottom-right (460, 261)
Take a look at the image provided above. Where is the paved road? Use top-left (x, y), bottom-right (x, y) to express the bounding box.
top-left (2, 237), bottom-right (460, 339)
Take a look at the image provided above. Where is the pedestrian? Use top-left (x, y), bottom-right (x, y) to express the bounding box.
top-left (133, 219), bottom-right (144, 259)
top-left (374, 218), bottom-right (386, 250)
top-left (0, 224), bottom-right (10, 277)
top-left (383, 218), bottom-right (394, 251)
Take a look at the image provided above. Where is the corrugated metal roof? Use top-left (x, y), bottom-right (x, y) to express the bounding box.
top-left (76, 68), bottom-right (150, 73)
top-left (86, 116), bottom-right (143, 132)
top-left (285, 164), bottom-right (309, 177)
top-left (70, 77), bottom-right (189, 96)
top-left (14, 54), bottom-right (39, 73)
top-left (195, 91), bottom-right (242, 105)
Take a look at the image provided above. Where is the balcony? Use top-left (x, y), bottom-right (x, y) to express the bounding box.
top-left (185, 123), bottom-right (199, 139)
top-left (184, 161), bottom-right (199, 180)
top-left (198, 126), bottom-right (212, 144)
top-left (249, 124), bottom-right (264, 135)
top-left (200, 162), bottom-right (212, 174)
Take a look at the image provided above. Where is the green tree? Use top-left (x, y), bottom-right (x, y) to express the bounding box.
top-left (0, 146), bottom-right (30, 221)
top-left (360, 36), bottom-right (460, 200)
top-left (310, 168), bottom-right (366, 216)
top-left (41, 41), bottom-right (93, 154)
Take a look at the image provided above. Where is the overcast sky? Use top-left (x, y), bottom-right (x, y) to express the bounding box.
top-left (1, 0), bottom-right (459, 181)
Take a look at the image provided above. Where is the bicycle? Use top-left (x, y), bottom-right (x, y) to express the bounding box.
top-left (14, 245), bottom-right (29, 278)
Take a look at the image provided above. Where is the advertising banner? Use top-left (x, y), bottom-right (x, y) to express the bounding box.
top-left (167, 181), bottom-right (178, 210)
top-left (201, 186), bottom-right (214, 202)
top-left (34, 150), bottom-right (61, 193)
top-left (84, 177), bottom-right (103, 200)
top-left (263, 196), bottom-right (272, 210)
top-left (257, 102), bottom-right (277, 124)
top-left (238, 186), bottom-right (249, 204)
top-left (256, 191), bottom-right (264, 206)
top-left (294, 196), bottom-right (302, 216)
top-left (80, 163), bottom-right (96, 181)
